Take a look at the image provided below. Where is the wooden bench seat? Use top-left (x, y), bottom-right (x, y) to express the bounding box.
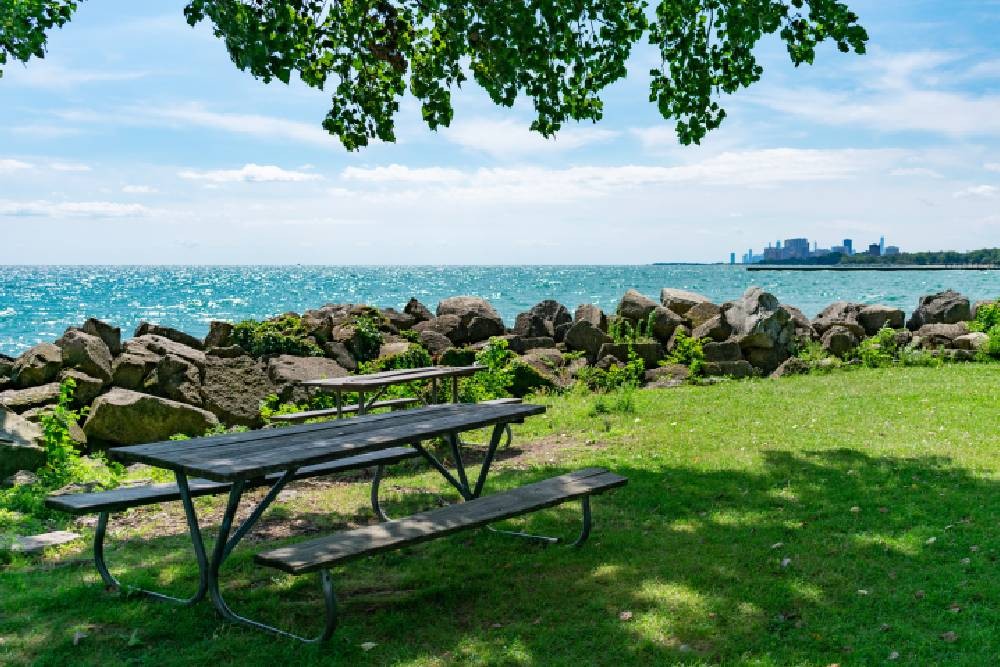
top-left (267, 397), bottom-right (420, 424)
top-left (256, 467), bottom-right (627, 575)
top-left (45, 447), bottom-right (419, 515)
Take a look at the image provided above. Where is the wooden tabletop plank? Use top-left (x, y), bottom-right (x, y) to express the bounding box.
top-left (301, 365), bottom-right (483, 390)
top-left (112, 403), bottom-right (544, 483)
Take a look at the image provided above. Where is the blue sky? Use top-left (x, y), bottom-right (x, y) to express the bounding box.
top-left (1, 0), bottom-right (999, 264)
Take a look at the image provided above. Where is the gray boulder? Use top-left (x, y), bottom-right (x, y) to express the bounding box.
top-left (0, 354), bottom-right (13, 380)
top-left (417, 329), bottom-right (453, 356)
top-left (145, 354), bottom-right (203, 406)
top-left (723, 288), bottom-right (797, 373)
top-left (651, 306), bottom-right (684, 343)
top-left (514, 300), bottom-right (572, 341)
top-left (267, 355), bottom-right (347, 402)
top-left (82, 318), bottom-right (122, 355)
top-left (574, 304), bottom-right (608, 330)
top-left (0, 408), bottom-right (46, 477)
top-left (907, 290), bottom-right (971, 330)
top-left (200, 355), bottom-right (274, 427)
top-left (644, 364), bottom-right (689, 388)
top-left (58, 369), bottom-right (103, 407)
top-left (111, 349), bottom-right (159, 391)
top-left (12, 343), bottom-right (62, 388)
top-left (83, 388), bottom-right (219, 446)
top-left (124, 335), bottom-right (206, 370)
top-left (954, 332), bottom-right (990, 352)
top-left (702, 360), bottom-right (754, 379)
top-left (857, 305), bottom-right (905, 335)
top-left (0, 383), bottom-right (62, 412)
top-left (821, 325), bottom-right (859, 357)
top-left (597, 342), bottom-right (663, 370)
top-left (702, 340), bottom-right (742, 362)
top-left (616, 289), bottom-right (658, 323)
top-left (686, 301), bottom-right (721, 329)
top-left (404, 298), bottom-right (434, 323)
top-left (812, 302), bottom-right (865, 336)
top-left (783, 305), bottom-right (816, 341)
top-left (564, 321), bottom-right (612, 360)
top-left (916, 322), bottom-right (968, 349)
top-left (381, 308), bottom-right (416, 331)
top-left (659, 288), bottom-right (711, 316)
top-left (771, 357), bottom-right (810, 379)
top-left (502, 335), bottom-right (556, 354)
top-left (56, 329), bottom-right (112, 384)
top-left (692, 314), bottom-right (732, 342)
top-left (434, 296), bottom-right (505, 344)
top-left (322, 341), bottom-right (358, 371)
top-left (204, 321), bottom-right (235, 349)
top-left (134, 321), bottom-right (205, 351)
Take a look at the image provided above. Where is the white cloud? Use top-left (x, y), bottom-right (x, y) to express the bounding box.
top-left (4, 61), bottom-right (148, 90)
top-left (0, 200), bottom-right (152, 218)
top-left (889, 167), bottom-right (943, 178)
top-left (954, 185), bottom-right (998, 198)
top-left (122, 185), bottom-right (158, 194)
top-left (986, 163), bottom-right (1000, 172)
top-left (0, 159), bottom-right (33, 172)
top-left (150, 104), bottom-right (335, 148)
top-left (49, 162), bottom-right (92, 172)
top-left (441, 118), bottom-right (619, 158)
top-left (179, 163), bottom-right (322, 183)
top-left (8, 124), bottom-right (82, 139)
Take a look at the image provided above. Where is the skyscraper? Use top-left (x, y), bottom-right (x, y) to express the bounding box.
top-left (880, 236), bottom-right (885, 254)
top-left (730, 252), bottom-right (736, 265)
top-left (843, 239), bottom-right (853, 255)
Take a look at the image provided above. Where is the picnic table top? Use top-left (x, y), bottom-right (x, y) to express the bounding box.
top-left (110, 402), bottom-right (543, 483)
top-left (300, 365), bottom-right (484, 391)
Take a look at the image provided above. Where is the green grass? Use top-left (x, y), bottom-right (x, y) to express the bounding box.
top-left (3, 365), bottom-right (1000, 665)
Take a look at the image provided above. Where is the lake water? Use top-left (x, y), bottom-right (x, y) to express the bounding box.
top-left (2, 265), bottom-right (999, 356)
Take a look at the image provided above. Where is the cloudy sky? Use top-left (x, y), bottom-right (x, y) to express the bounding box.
top-left (1, 0), bottom-right (999, 264)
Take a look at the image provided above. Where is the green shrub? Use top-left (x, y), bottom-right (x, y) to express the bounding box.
top-left (589, 386), bottom-right (637, 416)
top-left (608, 312), bottom-right (656, 344)
top-left (856, 326), bottom-right (898, 368)
top-left (350, 315), bottom-right (384, 363)
top-left (440, 347), bottom-right (477, 367)
top-left (461, 338), bottom-right (515, 401)
top-left (358, 344), bottom-right (432, 374)
top-left (398, 328), bottom-right (422, 344)
top-left (984, 324), bottom-right (1000, 358)
top-left (969, 301), bottom-right (1000, 333)
top-left (232, 315), bottom-right (323, 357)
top-left (666, 330), bottom-right (706, 376)
top-left (577, 349), bottom-right (644, 392)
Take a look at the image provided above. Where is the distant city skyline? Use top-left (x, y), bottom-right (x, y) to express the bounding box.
top-left (739, 235), bottom-right (901, 264)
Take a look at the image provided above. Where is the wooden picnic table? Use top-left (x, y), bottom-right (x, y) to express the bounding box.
top-left (109, 401), bottom-right (544, 639)
top-left (300, 364), bottom-right (483, 416)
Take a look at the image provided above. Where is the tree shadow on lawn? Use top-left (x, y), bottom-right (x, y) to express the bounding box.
top-left (5, 448), bottom-right (1000, 665)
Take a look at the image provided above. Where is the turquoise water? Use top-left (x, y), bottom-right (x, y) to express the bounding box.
top-left (1, 265), bottom-right (999, 356)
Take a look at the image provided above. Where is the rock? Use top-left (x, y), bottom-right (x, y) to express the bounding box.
top-left (0, 408), bottom-right (46, 477)
top-left (0, 354), bottom-right (14, 380)
top-left (893, 330), bottom-right (914, 348)
top-left (651, 305), bottom-right (684, 343)
top-left (574, 304), bottom-right (608, 330)
top-left (83, 388), bottom-right (219, 446)
top-left (204, 321), bottom-right (235, 349)
top-left (111, 350), bottom-right (159, 391)
top-left (514, 300), bottom-right (572, 341)
top-left (702, 360), bottom-right (754, 379)
top-left (0, 383), bottom-right (62, 411)
top-left (145, 354), bottom-right (203, 406)
top-left (81, 318), bottom-right (122, 355)
top-left (692, 313), bottom-right (732, 343)
top-left (936, 349), bottom-right (977, 362)
top-left (724, 288), bottom-right (796, 373)
top-left (616, 289), bottom-right (658, 323)
top-left (404, 297), bottom-right (434, 323)
top-left (916, 322), bottom-right (968, 349)
top-left (381, 308), bottom-right (416, 331)
top-left (644, 364), bottom-right (689, 388)
top-left (4, 469), bottom-right (39, 488)
top-left (58, 369), bottom-right (103, 407)
top-left (702, 340), bottom-right (742, 362)
top-left (821, 325), bottom-right (859, 357)
top-left (812, 301), bottom-right (866, 336)
top-left (564, 321), bottom-right (612, 360)
top-left (206, 345), bottom-right (245, 359)
top-left (55, 329), bottom-right (112, 383)
top-left (322, 341), bottom-right (358, 371)
top-left (594, 355), bottom-right (622, 371)
top-left (659, 288), bottom-right (711, 315)
top-left (597, 342), bottom-right (663, 370)
top-left (19, 406), bottom-right (87, 447)
top-left (665, 324), bottom-right (691, 352)
top-left (125, 335), bottom-right (206, 370)
top-left (378, 341), bottom-right (413, 359)
top-left (134, 321), bottom-right (204, 350)
top-left (10, 531), bottom-right (82, 553)
top-left (502, 335), bottom-right (556, 354)
top-left (267, 355), bottom-right (348, 402)
top-left (857, 305), bottom-right (905, 335)
top-left (433, 296), bottom-right (505, 344)
top-left (200, 355), bottom-right (274, 427)
top-left (512, 348), bottom-right (568, 393)
top-left (770, 356), bottom-right (810, 378)
top-left (417, 330), bottom-right (453, 357)
top-left (12, 343), bottom-right (62, 388)
top-left (783, 305), bottom-right (815, 340)
top-left (954, 332), bottom-right (990, 351)
top-left (686, 301), bottom-right (721, 329)
top-left (907, 290), bottom-right (972, 330)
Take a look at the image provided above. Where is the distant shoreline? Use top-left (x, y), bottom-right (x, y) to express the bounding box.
top-left (747, 264), bottom-right (1000, 272)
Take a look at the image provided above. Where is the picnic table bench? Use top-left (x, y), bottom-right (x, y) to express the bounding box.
top-left (46, 402), bottom-right (627, 644)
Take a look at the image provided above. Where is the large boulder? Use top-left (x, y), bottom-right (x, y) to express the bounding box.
top-left (616, 289), bottom-right (658, 323)
top-left (81, 318), bottom-right (122, 355)
top-left (692, 313), bottom-right (732, 342)
top-left (404, 297), bottom-right (434, 324)
top-left (644, 364), bottom-right (689, 388)
top-left (723, 288), bottom-right (796, 373)
top-left (811, 302), bottom-right (865, 337)
top-left (597, 342), bottom-right (663, 370)
top-left (651, 306), bottom-right (684, 343)
top-left (267, 355), bottom-right (348, 402)
top-left (111, 348), bottom-right (160, 391)
top-left (433, 296), bottom-right (505, 344)
top-left (702, 360), bottom-right (754, 379)
top-left (145, 354), bottom-right (203, 406)
top-left (574, 304), bottom-right (607, 330)
top-left (124, 335), bottom-right (206, 370)
top-left (916, 322), bottom-right (968, 349)
top-left (907, 290), bottom-right (972, 330)
top-left (954, 332), bottom-right (989, 351)
top-left (821, 325), bottom-right (859, 357)
top-left (417, 329), bottom-right (453, 356)
top-left (0, 408), bottom-right (46, 477)
top-left (686, 301), bottom-right (721, 329)
top-left (659, 288), bottom-right (711, 316)
top-left (770, 356), bottom-right (810, 379)
top-left (564, 321), bottom-right (612, 360)
top-left (56, 329), bottom-right (112, 384)
top-left (783, 305), bottom-right (816, 341)
top-left (381, 308), bottom-right (416, 331)
top-left (58, 369), bottom-right (103, 407)
top-left (513, 300), bottom-right (572, 342)
top-left (200, 355), bottom-right (274, 427)
top-left (857, 305), bottom-right (905, 335)
top-left (204, 321), bottom-right (235, 349)
top-left (702, 340), bottom-right (742, 362)
top-left (12, 343), bottom-right (62, 388)
top-left (322, 341), bottom-right (358, 371)
top-left (134, 321), bottom-right (204, 351)
top-left (0, 354), bottom-right (14, 380)
top-left (511, 348), bottom-right (568, 394)
top-left (83, 388), bottom-right (219, 446)
top-left (0, 383), bottom-right (62, 412)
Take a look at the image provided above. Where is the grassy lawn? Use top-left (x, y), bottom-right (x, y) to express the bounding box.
top-left (3, 364), bottom-right (1000, 665)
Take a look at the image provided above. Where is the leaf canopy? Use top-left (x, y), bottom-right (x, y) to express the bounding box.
top-left (2, 0), bottom-right (867, 150)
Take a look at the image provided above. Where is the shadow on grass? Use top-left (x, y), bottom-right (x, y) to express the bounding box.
top-left (4, 448), bottom-right (1000, 665)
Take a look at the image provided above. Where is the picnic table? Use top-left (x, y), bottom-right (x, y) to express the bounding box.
top-left (48, 402), bottom-right (627, 644)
